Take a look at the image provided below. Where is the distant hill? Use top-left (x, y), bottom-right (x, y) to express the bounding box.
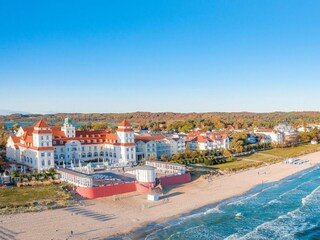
top-left (1, 111), bottom-right (320, 128)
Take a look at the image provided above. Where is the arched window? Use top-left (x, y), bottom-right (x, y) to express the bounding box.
top-left (94, 152), bottom-right (98, 157)
top-left (100, 152), bottom-right (104, 157)
top-left (81, 153), bottom-right (86, 158)
top-left (87, 152), bottom-right (92, 157)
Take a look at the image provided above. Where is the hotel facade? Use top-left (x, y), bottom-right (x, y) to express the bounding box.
top-left (6, 118), bottom-right (136, 172)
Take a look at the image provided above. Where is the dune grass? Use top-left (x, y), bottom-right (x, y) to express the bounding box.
top-left (0, 185), bottom-right (71, 209)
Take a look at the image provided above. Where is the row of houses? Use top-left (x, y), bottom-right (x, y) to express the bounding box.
top-left (6, 118), bottom-right (304, 172)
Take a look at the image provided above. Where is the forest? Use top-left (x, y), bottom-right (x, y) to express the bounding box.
top-left (1, 111), bottom-right (320, 132)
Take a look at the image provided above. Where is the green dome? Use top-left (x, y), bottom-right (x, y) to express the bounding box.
top-left (64, 117), bottom-right (72, 125)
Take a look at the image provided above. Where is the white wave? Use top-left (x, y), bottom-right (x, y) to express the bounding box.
top-left (266, 199), bottom-right (282, 205)
top-left (301, 185), bottom-right (320, 207)
top-left (234, 206), bottom-right (302, 240)
top-left (145, 205), bottom-right (223, 239)
top-left (227, 184), bottom-right (279, 206)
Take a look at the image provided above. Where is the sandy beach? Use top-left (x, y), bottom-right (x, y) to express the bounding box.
top-left (1, 151), bottom-right (320, 240)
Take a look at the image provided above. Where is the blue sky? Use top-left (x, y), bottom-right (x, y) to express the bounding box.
top-left (0, 0), bottom-right (319, 114)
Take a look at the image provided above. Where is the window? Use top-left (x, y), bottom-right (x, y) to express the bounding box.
top-left (41, 153), bottom-right (45, 157)
top-left (48, 160), bottom-right (51, 166)
top-left (46, 136), bottom-right (49, 140)
top-left (53, 141), bottom-right (56, 145)
top-left (82, 147), bottom-right (85, 151)
top-left (47, 142), bottom-right (50, 146)
top-left (47, 152), bottom-right (51, 157)
top-left (41, 136), bottom-right (44, 140)
top-left (42, 160), bottom-right (45, 166)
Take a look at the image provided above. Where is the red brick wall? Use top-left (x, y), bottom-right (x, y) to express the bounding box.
top-left (158, 172), bottom-right (192, 187)
top-left (76, 182), bottom-right (136, 199)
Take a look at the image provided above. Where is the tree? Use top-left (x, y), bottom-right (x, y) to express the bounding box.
top-left (223, 149), bottom-right (232, 158)
top-left (160, 155), bottom-right (168, 161)
top-left (149, 155), bottom-right (156, 161)
top-left (11, 123), bottom-right (20, 132)
top-left (92, 122), bottom-right (108, 130)
top-left (298, 132), bottom-right (312, 143)
top-left (230, 132), bottom-right (247, 153)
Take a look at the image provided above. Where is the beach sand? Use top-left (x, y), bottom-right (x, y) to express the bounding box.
top-left (1, 151), bottom-right (320, 240)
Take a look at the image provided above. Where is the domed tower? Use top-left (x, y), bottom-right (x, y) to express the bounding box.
top-left (116, 119), bottom-right (136, 166)
top-left (61, 117), bottom-right (75, 138)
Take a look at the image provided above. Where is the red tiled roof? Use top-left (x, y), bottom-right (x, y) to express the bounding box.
top-left (22, 126), bottom-right (33, 135)
top-left (11, 135), bottom-right (20, 144)
top-left (34, 119), bottom-right (49, 128)
top-left (211, 132), bottom-right (227, 140)
top-left (105, 134), bottom-right (117, 141)
top-left (118, 119), bottom-right (132, 127)
top-left (185, 136), bottom-right (197, 142)
top-left (197, 136), bottom-right (212, 143)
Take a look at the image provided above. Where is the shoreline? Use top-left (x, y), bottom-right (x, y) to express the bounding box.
top-left (116, 165), bottom-right (320, 240)
top-left (1, 152), bottom-right (320, 240)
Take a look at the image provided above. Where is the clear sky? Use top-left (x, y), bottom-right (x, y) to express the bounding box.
top-left (0, 0), bottom-right (319, 114)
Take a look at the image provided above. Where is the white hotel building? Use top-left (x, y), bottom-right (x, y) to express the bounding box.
top-left (6, 118), bottom-right (136, 172)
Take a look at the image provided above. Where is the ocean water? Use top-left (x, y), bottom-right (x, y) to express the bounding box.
top-left (145, 165), bottom-right (320, 240)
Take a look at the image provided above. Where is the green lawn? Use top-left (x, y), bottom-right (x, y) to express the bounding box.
top-left (262, 144), bottom-right (320, 158)
top-left (209, 144), bottom-right (320, 173)
top-left (0, 185), bottom-right (71, 209)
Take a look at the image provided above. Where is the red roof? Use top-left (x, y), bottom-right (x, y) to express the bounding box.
top-left (34, 119), bottom-right (49, 128)
top-left (118, 119), bottom-right (132, 127)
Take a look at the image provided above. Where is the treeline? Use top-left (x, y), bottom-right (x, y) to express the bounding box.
top-left (2, 111), bottom-right (320, 132)
top-left (160, 142), bottom-right (272, 165)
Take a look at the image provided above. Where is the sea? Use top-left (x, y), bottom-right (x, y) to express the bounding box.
top-left (140, 165), bottom-right (320, 240)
